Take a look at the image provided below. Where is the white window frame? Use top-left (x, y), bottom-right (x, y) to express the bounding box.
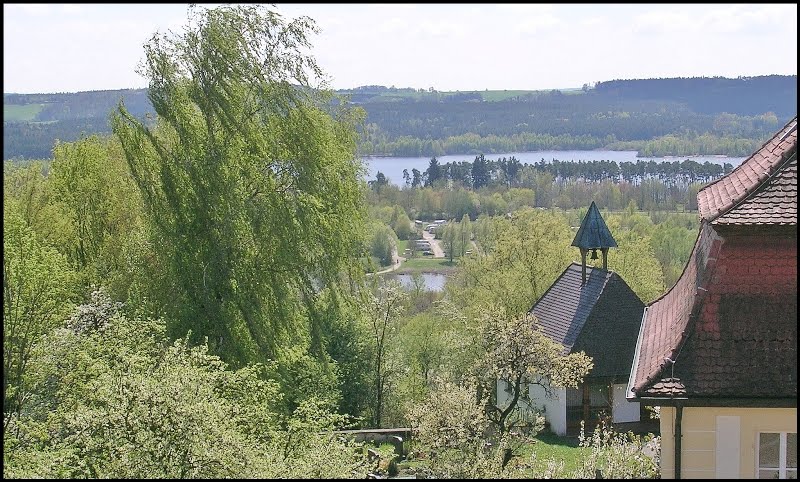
top-left (756, 432), bottom-right (797, 479)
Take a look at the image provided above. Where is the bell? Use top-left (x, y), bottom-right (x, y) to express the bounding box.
top-left (590, 248), bottom-right (599, 260)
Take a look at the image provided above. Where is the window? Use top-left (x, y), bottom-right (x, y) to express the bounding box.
top-left (758, 432), bottom-right (797, 479)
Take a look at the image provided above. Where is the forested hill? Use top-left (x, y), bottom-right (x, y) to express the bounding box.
top-left (593, 75), bottom-right (796, 117)
top-left (3, 75), bottom-right (797, 160)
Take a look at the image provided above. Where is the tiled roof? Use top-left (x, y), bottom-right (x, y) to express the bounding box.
top-left (531, 263), bottom-right (643, 378)
top-left (571, 201), bottom-right (618, 249)
top-left (631, 229), bottom-right (797, 399)
top-left (715, 153), bottom-right (797, 225)
top-left (629, 224), bottom-right (722, 397)
top-left (698, 117), bottom-right (797, 225)
top-left (629, 118), bottom-right (798, 400)
top-left (647, 378), bottom-right (686, 397)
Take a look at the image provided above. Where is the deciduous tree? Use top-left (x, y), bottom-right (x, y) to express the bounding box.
top-left (3, 207), bottom-right (76, 436)
top-left (111, 5), bottom-right (366, 364)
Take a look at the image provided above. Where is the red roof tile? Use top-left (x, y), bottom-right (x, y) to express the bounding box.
top-left (698, 117), bottom-right (797, 225)
top-left (715, 154), bottom-right (797, 225)
top-left (629, 118), bottom-right (798, 401)
top-left (629, 224), bottom-right (722, 396)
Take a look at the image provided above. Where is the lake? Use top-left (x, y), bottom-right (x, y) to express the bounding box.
top-left (385, 273), bottom-right (448, 292)
top-left (363, 150), bottom-right (747, 186)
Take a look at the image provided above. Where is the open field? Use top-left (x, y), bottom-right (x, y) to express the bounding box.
top-left (4, 103), bottom-right (44, 122)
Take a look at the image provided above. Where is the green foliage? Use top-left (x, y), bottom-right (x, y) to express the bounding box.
top-left (266, 345), bottom-right (341, 417)
top-left (405, 379), bottom-right (568, 479)
top-left (3, 305), bottom-right (369, 478)
top-left (649, 217), bottom-right (698, 288)
top-left (368, 222), bottom-right (398, 267)
top-left (599, 216), bottom-right (667, 303)
top-left (442, 188), bottom-right (478, 220)
top-left (46, 136), bottom-right (146, 299)
top-left (3, 207), bottom-right (77, 436)
top-left (396, 313), bottom-right (450, 384)
top-left (311, 288), bottom-right (374, 420)
top-left (405, 380), bottom-right (494, 478)
top-left (472, 213), bottom-right (496, 253)
top-left (440, 221), bottom-right (457, 262)
top-left (382, 312), bottom-right (452, 425)
top-left (447, 208), bottom-right (574, 321)
top-left (457, 214), bottom-right (472, 257)
top-left (110, 4), bottom-right (367, 364)
top-left (365, 280), bottom-right (407, 427)
top-left (573, 422), bottom-right (660, 479)
top-left (2, 161), bottom-right (49, 225)
top-left (390, 205), bottom-right (413, 240)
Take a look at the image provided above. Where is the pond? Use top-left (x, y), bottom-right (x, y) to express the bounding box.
top-left (385, 273), bottom-right (448, 292)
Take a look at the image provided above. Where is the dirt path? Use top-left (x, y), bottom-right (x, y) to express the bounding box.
top-left (371, 246), bottom-right (406, 275)
top-left (421, 229), bottom-right (445, 258)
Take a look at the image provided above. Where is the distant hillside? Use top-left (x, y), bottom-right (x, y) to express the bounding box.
top-left (3, 75), bottom-right (797, 160)
top-left (593, 75), bottom-right (796, 117)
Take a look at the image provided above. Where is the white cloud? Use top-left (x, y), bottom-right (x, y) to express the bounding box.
top-left (2, 4), bottom-right (796, 93)
top-left (579, 15), bottom-right (608, 28)
top-left (5, 4), bottom-right (53, 15)
top-left (512, 13), bottom-right (561, 35)
top-left (60, 4), bottom-right (82, 14)
top-left (631, 10), bottom-right (696, 35)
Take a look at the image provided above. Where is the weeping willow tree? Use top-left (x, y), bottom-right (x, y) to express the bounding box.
top-left (111, 5), bottom-right (367, 366)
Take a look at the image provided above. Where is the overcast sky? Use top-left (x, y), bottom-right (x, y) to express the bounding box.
top-left (3, 3), bottom-right (797, 94)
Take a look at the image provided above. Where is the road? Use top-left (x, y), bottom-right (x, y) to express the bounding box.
top-left (421, 229), bottom-right (445, 258)
top-left (369, 225), bottom-right (444, 277)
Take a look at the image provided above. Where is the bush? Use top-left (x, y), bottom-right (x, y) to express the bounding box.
top-left (3, 304), bottom-right (369, 478)
top-left (572, 421), bottom-right (660, 479)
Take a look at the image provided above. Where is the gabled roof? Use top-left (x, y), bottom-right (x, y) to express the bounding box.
top-left (698, 116), bottom-right (797, 225)
top-left (531, 263), bottom-right (644, 377)
top-left (629, 118), bottom-right (798, 401)
top-left (571, 201), bottom-right (618, 249)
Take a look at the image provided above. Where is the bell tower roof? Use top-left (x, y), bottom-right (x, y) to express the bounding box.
top-left (571, 201), bottom-right (618, 249)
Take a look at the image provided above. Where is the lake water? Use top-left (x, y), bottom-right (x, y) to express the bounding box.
top-left (363, 150), bottom-right (747, 186)
top-left (385, 273), bottom-right (448, 292)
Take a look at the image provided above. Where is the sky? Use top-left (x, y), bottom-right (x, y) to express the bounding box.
top-left (3, 3), bottom-right (797, 94)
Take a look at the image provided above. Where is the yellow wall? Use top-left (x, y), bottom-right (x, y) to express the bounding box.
top-left (659, 407), bottom-right (796, 479)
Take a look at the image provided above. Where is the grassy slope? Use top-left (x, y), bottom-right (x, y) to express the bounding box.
top-left (4, 103), bottom-right (44, 122)
top-left (519, 432), bottom-right (587, 475)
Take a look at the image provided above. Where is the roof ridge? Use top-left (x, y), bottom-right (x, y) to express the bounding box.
top-left (698, 117), bottom-right (797, 197)
top-left (713, 145), bottom-right (798, 225)
top-left (700, 116), bottom-right (798, 223)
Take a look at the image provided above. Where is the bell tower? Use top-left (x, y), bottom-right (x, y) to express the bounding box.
top-left (571, 201), bottom-right (617, 285)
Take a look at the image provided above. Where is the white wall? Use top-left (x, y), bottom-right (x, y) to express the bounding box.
top-left (495, 379), bottom-right (567, 435)
top-left (612, 383), bottom-right (640, 423)
top-left (530, 382), bottom-right (567, 436)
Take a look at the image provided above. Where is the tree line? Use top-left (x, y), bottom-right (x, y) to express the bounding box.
top-left (367, 154), bottom-right (732, 218)
top-left (4, 74), bottom-right (794, 160)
